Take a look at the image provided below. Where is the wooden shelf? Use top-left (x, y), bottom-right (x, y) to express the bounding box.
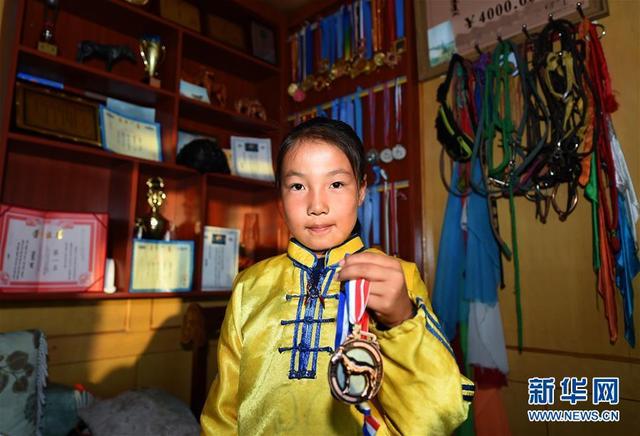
top-left (17, 46), bottom-right (176, 106)
top-left (7, 132), bottom-right (184, 171)
top-left (0, 0), bottom-right (286, 301)
top-left (0, 290), bottom-right (232, 302)
top-left (7, 131), bottom-right (134, 168)
top-left (106, 0), bottom-right (280, 79)
top-left (179, 96), bottom-right (281, 134)
top-left (182, 29), bottom-right (280, 80)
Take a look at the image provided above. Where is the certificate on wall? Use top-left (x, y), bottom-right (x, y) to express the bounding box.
top-left (130, 239), bottom-right (194, 292)
top-left (230, 136), bottom-right (275, 181)
top-left (100, 106), bottom-right (163, 162)
top-left (0, 204), bottom-right (108, 292)
top-left (201, 226), bottom-right (239, 291)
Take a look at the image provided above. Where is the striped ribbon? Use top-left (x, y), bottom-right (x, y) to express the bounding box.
top-left (335, 277), bottom-right (381, 435)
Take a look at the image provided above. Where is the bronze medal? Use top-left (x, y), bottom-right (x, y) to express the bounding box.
top-left (328, 328), bottom-right (383, 404)
top-left (384, 50), bottom-right (399, 68)
top-left (350, 57), bottom-right (367, 79)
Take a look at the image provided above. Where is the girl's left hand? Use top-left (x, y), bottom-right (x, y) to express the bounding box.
top-left (336, 252), bottom-right (415, 328)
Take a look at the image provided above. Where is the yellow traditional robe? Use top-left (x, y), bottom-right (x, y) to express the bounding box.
top-left (201, 235), bottom-right (474, 435)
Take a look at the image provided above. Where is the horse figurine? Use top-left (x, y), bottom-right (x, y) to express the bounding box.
top-left (76, 40), bottom-right (137, 71)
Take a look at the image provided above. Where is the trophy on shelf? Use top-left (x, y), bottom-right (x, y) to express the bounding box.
top-left (38, 0), bottom-right (60, 56)
top-left (135, 177), bottom-right (169, 240)
top-left (139, 35), bottom-right (166, 88)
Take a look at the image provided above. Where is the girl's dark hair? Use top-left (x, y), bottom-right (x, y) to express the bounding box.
top-left (275, 117), bottom-right (366, 189)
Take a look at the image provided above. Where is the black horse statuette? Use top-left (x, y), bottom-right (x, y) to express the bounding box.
top-left (76, 40), bottom-right (137, 71)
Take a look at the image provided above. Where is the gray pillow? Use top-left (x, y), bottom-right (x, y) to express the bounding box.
top-left (78, 389), bottom-right (199, 436)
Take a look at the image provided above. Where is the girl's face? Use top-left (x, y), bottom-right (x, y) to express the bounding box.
top-left (280, 139), bottom-right (366, 255)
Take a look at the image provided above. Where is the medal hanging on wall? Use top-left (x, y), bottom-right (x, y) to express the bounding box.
top-left (365, 87), bottom-right (379, 165)
top-left (392, 77), bottom-right (407, 161)
top-left (287, 33), bottom-right (298, 97)
top-left (329, 278), bottom-right (383, 433)
top-left (379, 83), bottom-right (394, 164)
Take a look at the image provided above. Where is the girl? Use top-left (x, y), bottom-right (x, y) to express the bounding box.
top-left (201, 118), bottom-right (473, 435)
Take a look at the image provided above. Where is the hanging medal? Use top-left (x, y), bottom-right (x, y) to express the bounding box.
top-left (392, 78), bottom-right (407, 161)
top-left (288, 33), bottom-right (300, 98)
top-left (292, 28), bottom-right (306, 102)
top-left (379, 83), bottom-right (394, 164)
top-left (329, 277), bottom-right (383, 434)
top-left (365, 87), bottom-right (379, 165)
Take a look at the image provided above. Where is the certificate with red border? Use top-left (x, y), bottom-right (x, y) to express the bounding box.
top-left (0, 204), bottom-right (108, 292)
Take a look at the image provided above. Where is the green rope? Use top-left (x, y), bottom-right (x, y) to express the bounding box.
top-left (483, 40), bottom-right (525, 351)
top-left (585, 152), bottom-right (600, 270)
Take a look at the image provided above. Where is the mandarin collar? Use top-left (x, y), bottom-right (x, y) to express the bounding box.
top-left (287, 234), bottom-right (364, 269)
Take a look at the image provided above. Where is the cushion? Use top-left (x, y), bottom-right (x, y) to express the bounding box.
top-left (41, 383), bottom-right (94, 436)
top-left (0, 330), bottom-right (48, 436)
top-left (78, 388), bottom-right (199, 436)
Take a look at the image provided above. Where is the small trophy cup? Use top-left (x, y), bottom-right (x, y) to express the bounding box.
top-left (139, 35), bottom-right (166, 88)
top-left (38, 0), bottom-right (60, 56)
top-left (136, 177), bottom-right (169, 240)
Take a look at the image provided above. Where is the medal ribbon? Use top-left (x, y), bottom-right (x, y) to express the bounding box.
top-left (368, 87), bottom-right (376, 149)
top-left (385, 0), bottom-right (395, 51)
top-left (305, 24), bottom-right (313, 79)
top-left (390, 182), bottom-right (399, 256)
top-left (291, 34), bottom-right (298, 84)
top-left (343, 5), bottom-right (352, 60)
top-left (383, 83), bottom-right (391, 148)
top-left (363, 0), bottom-right (373, 59)
top-left (314, 22), bottom-right (322, 73)
top-left (336, 8), bottom-right (344, 61)
top-left (355, 87), bottom-right (364, 141)
top-left (395, 0), bottom-right (404, 40)
top-left (394, 78), bottom-right (402, 144)
top-left (335, 278), bottom-right (381, 436)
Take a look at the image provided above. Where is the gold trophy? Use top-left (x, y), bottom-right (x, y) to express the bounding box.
top-left (139, 35), bottom-right (166, 88)
top-left (136, 177), bottom-right (169, 240)
top-left (38, 0), bottom-right (60, 56)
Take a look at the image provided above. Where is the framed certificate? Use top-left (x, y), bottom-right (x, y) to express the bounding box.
top-left (130, 239), bottom-right (194, 292)
top-left (201, 226), bottom-right (239, 291)
top-left (15, 81), bottom-right (101, 146)
top-left (0, 204), bottom-right (108, 292)
top-left (99, 106), bottom-right (163, 162)
top-left (230, 136), bottom-right (274, 181)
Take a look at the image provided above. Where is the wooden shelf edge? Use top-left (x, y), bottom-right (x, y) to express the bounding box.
top-left (18, 45), bottom-right (176, 99)
top-left (179, 96), bottom-right (281, 132)
top-left (7, 132), bottom-right (196, 175)
top-left (0, 290), bottom-right (232, 302)
top-left (181, 29), bottom-right (280, 75)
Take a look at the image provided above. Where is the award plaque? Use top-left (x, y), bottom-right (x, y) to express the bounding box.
top-left (0, 204), bottom-right (108, 293)
top-left (99, 106), bottom-right (162, 161)
top-left (15, 82), bottom-right (101, 146)
top-left (130, 239), bottom-right (194, 293)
